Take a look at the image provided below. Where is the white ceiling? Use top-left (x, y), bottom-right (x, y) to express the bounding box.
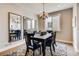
top-left (12, 3), bottom-right (74, 14)
top-left (2, 3), bottom-right (73, 19)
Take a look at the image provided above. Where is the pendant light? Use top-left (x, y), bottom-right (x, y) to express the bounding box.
top-left (39, 3), bottom-right (48, 20)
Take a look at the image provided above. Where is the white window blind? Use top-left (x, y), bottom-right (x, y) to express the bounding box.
top-left (45, 17), bottom-right (52, 30)
top-left (27, 20), bottom-right (36, 30)
top-left (52, 15), bottom-right (61, 31)
top-left (32, 20), bottom-right (35, 29)
top-left (27, 20), bottom-right (31, 30)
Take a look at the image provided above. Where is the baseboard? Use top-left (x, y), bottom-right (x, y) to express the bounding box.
top-left (56, 39), bottom-right (72, 44)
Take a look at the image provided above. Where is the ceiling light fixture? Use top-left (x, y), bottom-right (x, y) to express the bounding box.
top-left (39, 3), bottom-right (48, 20)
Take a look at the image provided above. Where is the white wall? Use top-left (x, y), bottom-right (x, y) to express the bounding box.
top-left (72, 3), bottom-right (79, 52)
top-left (0, 4), bottom-right (36, 46)
top-left (77, 3), bottom-right (79, 52)
top-left (72, 3), bottom-right (78, 52)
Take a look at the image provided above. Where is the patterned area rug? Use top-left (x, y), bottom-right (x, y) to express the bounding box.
top-left (2, 42), bottom-right (79, 56)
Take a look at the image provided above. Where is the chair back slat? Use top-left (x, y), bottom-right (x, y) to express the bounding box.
top-left (25, 32), bottom-right (36, 47)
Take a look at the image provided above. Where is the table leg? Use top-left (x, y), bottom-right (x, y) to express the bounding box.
top-left (42, 40), bottom-right (46, 56)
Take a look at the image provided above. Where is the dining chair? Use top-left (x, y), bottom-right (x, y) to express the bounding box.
top-left (45, 33), bottom-right (53, 55)
top-left (51, 31), bottom-right (57, 52)
top-left (47, 30), bottom-right (53, 33)
top-left (25, 32), bottom-right (41, 56)
top-left (50, 31), bottom-right (57, 51)
top-left (45, 31), bottom-right (56, 55)
top-left (53, 31), bottom-right (57, 46)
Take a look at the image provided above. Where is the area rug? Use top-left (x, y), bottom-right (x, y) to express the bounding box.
top-left (4, 42), bottom-right (68, 56)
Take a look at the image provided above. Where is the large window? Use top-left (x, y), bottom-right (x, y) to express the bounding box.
top-left (52, 15), bottom-right (61, 31)
top-left (45, 15), bottom-right (61, 31)
top-left (45, 17), bottom-right (52, 30)
top-left (32, 20), bottom-right (35, 29)
top-left (27, 20), bottom-right (31, 30)
top-left (27, 20), bottom-right (35, 30)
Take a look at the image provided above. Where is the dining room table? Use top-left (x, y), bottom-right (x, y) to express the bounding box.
top-left (30, 32), bottom-right (52, 56)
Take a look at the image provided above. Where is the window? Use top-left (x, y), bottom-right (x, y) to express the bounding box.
top-left (27, 20), bottom-right (31, 30)
top-left (52, 15), bottom-right (61, 31)
top-left (45, 15), bottom-right (61, 31)
top-left (27, 20), bottom-right (35, 30)
top-left (45, 17), bottom-right (52, 30)
top-left (32, 20), bottom-right (35, 29)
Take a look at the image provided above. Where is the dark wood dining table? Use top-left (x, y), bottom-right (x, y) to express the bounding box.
top-left (30, 33), bottom-right (52, 56)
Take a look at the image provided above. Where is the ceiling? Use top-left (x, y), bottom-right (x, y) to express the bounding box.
top-left (2, 3), bottom-right (73, 19)
top-left (12, 3), bottom-right (74, 14)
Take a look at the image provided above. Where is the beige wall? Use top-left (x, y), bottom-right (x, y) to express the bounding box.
top-left (0, 4), bottom-right (9, 46)
top-left (38, 8), bottom-right (73, 43)
top-left (49, 8), bottom-right (73, 43)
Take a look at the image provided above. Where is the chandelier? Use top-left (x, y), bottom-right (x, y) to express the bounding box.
top-left (39, 3), bottom-right (48, 20)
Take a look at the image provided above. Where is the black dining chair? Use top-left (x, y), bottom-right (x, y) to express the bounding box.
top-left (25, 32), bottom-right (41, 56)
top-left (45, 31), bottom-right (56, 55)
top-left (51, 31), bottom-right (57, 52)
top-left (52, 32), bottom-right (57, 46)
top-left (45, 33), bottom-right (53, 55)
top-left (47, 30), bottom-right (53, 33)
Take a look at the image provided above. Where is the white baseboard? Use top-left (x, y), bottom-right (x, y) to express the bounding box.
top-left (56, 39), bottom-right (72, 44)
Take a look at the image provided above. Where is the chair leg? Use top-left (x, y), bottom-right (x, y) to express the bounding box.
top-left (52, 44), bottom-right (55, 52)
top-left (25, 48), bottom-right (29, 56)
top-left (39, 47), bottom-right (41, 55)
top-left (50, 45), bottom-right (53, 56)
top-left (33, 50), bottom-right (35, 56)
top-left (55, 43), bottom-right (57, 46)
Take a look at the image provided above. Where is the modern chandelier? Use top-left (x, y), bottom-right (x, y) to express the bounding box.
top-left (39, 3), bottom-right (48, 20)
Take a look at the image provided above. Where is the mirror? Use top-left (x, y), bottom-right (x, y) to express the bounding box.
top-left (8, 12), bottom-right (22, 42)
